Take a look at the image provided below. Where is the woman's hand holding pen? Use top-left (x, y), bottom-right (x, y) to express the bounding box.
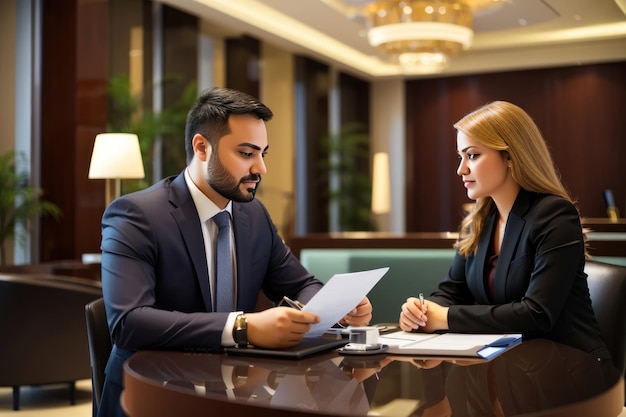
top-left (400, 295), bottom-right (428, 331)
top-left (400, 296), bottom-right (450, 333)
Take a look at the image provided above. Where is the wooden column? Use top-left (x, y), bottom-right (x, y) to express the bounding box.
top-left (40, 0), bottom-right (109, 260)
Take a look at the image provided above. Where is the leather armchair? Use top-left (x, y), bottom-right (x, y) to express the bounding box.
top-left (585, 260), bottom-right (626, 374)
top-left (585, 259), bottom-right (626, 406)
top-left (0, 273), bottom-right (102, 410)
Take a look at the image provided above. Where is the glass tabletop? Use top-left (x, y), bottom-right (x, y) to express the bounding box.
top-left (123, 338), bottom-right (623, 417)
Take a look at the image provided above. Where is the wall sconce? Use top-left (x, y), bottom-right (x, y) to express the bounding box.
top-left (88, 133), bottom-right (145, 206)
top-left (371, 151), bottom-right (391, 214)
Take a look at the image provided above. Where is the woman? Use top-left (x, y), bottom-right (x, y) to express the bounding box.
top-left (400, 101), bottom-right (610, 359)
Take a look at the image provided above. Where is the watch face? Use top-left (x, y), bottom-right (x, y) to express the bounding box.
top-left (235, 315), bottom-right (248, 346)
top-left (235, 315), bottom-right (247, 328)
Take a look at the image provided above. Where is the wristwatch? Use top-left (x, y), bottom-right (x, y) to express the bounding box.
top-left (233, 314), bottom-right (248, 347)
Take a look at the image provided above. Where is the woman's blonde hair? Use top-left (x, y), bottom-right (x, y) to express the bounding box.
top-left (453, 101), bottom-right (580, 256)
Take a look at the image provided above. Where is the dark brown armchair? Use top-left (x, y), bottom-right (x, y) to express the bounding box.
top-left (585, 260), bottom-right (626, 405)
top-left (0, 273), bottom-right (102, 410)
top-left (85, 297), bottom-right (112, 416)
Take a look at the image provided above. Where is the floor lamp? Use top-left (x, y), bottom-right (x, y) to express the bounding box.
top-left (372, 152), bottom-right (391, 215)
top-left (88, 133), bottom-right (145, 206)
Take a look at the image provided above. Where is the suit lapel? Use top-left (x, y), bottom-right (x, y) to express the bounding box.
top-left (473, 208), bottom-right (495, 303)
top-left (494, 190), bottom-right (532, 303)
top-left (495, 214), bottom-right (523, 303)
top-left (168, 173), bottom-right (213, 311)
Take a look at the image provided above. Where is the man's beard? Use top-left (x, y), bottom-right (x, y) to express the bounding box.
top-left (206, 152), bottom-right (261, 202)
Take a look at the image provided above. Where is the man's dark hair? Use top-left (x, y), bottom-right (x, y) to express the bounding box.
top-left (184, 87), bottom-right (273, 163)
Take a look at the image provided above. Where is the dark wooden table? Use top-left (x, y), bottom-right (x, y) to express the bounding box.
top-left (122, 338), bottom-right (624, 417)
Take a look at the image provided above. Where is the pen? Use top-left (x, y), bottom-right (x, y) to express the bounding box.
top-left (418, 293), bottom-right (425, 310)
top-left (282, 295), bottom-right (304, 310)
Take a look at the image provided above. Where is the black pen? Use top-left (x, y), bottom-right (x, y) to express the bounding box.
top-left (282, 295), bottom-right (304, 310)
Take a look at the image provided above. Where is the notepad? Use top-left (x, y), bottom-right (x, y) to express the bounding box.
top-left (380, 331), bottom-right (522, 359)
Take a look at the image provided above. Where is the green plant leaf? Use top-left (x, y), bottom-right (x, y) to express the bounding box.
top-left (0, 150), bottom-right (62, 265)
top-left (318, 122), bottom-right (374, 231)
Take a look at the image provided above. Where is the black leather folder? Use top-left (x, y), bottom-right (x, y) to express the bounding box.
top-left (224, 336), bottom-right (348, 359)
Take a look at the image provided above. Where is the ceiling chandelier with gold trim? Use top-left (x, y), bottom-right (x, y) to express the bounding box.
top-left (326, 0), bottom-right (504, 73)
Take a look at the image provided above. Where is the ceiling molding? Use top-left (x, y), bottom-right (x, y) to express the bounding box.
top-left (158, 0), bottom-right (626, 80)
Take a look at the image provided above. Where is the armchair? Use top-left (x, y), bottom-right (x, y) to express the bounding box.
top-left (0, 273), bottom-right (102, 410)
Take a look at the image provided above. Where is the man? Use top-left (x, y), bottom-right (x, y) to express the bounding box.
top-left (98, 87), bottom-right (372, 417)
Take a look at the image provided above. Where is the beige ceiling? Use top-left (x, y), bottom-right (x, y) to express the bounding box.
top-left (158, 0), bottom-right (626, 80)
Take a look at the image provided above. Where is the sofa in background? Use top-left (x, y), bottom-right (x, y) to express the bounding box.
top-left (299, 247), bottom-right (626, 324)
top-left (300, 248), bottom-right (455, 323)
top-left (0, 273), bottom-right (102, 410)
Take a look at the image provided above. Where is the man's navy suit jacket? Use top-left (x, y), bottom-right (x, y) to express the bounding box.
top-left (97, 171), bottom-right (322, 417)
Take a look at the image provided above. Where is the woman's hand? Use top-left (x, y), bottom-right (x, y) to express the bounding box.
top-left (399, 296), bottom-right (428, 331)
top-left (400, 298), bottom-right (449, 333)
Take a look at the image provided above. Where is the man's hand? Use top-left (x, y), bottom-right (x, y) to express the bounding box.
top-left (339, 297), bottom-right (372, 327)
top-left (246, 307), bottom-right (320, 348)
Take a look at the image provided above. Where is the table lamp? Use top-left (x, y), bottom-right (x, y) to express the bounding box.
top-left (88, 133), bottom-right (145, 206)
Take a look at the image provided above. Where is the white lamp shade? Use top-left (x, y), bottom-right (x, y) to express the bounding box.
top-left (88, 133), bottom-right (145, 179)
top-left (371, 152), bottom-right (391, 214)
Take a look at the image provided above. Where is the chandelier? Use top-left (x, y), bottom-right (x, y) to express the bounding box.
top-left (328, 0), bottom-right (504, 73)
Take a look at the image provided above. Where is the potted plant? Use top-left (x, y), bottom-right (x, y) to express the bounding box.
top-left (107, 73), bottom-right (197, 191)
top-left (0, 150), bottom-right (61, 265)
top-left (319, 122), bottom-right (375, 231)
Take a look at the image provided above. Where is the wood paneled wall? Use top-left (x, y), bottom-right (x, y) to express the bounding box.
top-left (289, 64), bottom-right (372, 233)
top-left (40, 0), bottom-right (109, 261)
top-left (295, 56), bottom-right (330, 233)
top-left (39, 0), bottom-right (199, 261)
top-left (36, 3), bottom-right (626, 260)
top-left (405, 61), bottom-right (626, 232)
top-left (339, 72), bottom-right (370, 128)
top-left (225, 35), bottom-right (260, 97)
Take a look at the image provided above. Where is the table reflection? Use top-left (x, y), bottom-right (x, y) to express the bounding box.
top-left (131, 351), bottom-right (370, 415)
top-left (123, 339), bottom-right (623, 417)
top-left (375, 339), bottom-right (619, 416)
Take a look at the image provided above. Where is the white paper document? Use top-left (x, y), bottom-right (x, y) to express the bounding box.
top-left (380, 331), bottom-right (522, 359)
top-left (302, 267), bottom-right (389, 337)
